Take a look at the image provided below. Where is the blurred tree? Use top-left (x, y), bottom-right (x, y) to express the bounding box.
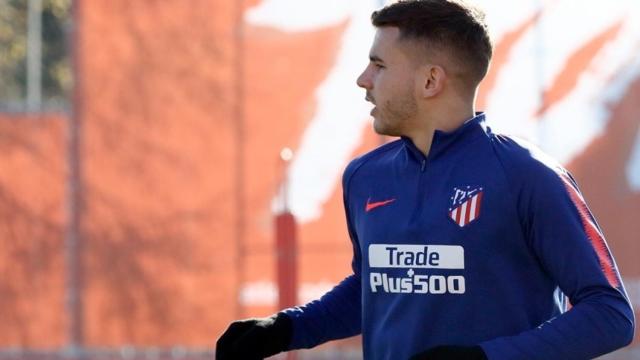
top-left (0, 0), bottom-right (71, 111)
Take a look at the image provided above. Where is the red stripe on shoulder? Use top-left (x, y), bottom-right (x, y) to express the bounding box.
top-left (559, 174), bottom-right (620, 288)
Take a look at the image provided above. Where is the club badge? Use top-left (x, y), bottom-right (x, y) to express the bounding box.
top-left (449, 186), bottom-right (484, 227)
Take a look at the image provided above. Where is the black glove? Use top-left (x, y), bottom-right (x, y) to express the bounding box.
top-left (215, 312), bottom-right (293, 360)
top-left (410, 345), bottom-right (487, 360)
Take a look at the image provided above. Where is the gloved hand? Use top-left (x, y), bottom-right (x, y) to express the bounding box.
top-left (410, 345), bottom-right (487, 360)
top-left (216, 312), bottom-right (293, 360)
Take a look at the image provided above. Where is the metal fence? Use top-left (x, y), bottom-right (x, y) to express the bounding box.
top-left (0, 346), bottom-right (638, 360)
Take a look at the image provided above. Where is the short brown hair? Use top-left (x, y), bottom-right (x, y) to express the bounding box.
top-left (372, 0), bottom-right (492, 87)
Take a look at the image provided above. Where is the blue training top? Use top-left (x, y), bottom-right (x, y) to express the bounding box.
top-left (283, 113), bottom-right (635, 360)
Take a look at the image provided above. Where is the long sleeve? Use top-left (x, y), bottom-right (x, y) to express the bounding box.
top-left (283, 274), bottom-right (362, 349)
top-left (481, 153), bottom-right (635, 359)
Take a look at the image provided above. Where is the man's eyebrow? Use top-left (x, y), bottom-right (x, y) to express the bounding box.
top-left (369, 55), bottom-right (384, 63)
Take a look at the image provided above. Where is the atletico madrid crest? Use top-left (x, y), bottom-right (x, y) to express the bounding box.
top-left (449, 186), bottom-right (484, 227)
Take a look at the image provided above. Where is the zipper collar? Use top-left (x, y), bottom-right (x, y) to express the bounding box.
top-left (401, 112), bottom-right (487, 163)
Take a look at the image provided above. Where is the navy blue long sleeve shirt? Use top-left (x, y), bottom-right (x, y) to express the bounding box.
top-left (283, 113), bottom-right (635, 359)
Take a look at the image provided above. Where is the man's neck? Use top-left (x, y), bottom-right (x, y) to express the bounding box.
top-left (405, 105), bottom-right (475, 157)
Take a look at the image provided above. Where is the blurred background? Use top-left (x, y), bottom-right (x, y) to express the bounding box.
top-left (0, 0), bottom-right (638, 359)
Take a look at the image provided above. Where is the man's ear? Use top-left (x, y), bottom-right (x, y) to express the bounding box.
top-left (420, 65), bottom-right (446, 98)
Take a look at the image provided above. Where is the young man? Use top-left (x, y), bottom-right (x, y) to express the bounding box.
top-left (216, 1), bottom-right (635, 359)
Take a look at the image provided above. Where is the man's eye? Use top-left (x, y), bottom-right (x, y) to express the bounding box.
top-left (374, 63), bottom-right (385, 69)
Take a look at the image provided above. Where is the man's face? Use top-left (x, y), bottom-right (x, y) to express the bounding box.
top-left (357, 27), bottom-right (419, 137)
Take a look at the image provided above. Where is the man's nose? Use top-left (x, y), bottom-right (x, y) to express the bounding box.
top-left (356, 68), bottom-right (372, 89)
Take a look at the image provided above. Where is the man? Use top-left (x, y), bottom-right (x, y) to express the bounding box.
top-left (216, 1), bottom-right (635, 359)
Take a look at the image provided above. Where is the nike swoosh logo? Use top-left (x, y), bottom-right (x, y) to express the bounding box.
top-left (365, 198), bottom-right (396, 212)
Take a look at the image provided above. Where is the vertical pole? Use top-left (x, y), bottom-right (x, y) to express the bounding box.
top-left (66, 0), bottom-right (84, 357)
top-left (26, 0), bottom-right (43, 111)
top-left (276, 149), bottom-right (297, 360)
top-left (275, 211), bottom-right (297, 360)
top-left (276, 213), bottom-right (297, 311)
top-left (233, 0), bottom-right (247, 319)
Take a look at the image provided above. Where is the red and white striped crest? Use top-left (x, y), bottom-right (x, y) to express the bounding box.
top-left (449, 187), bottom-right (483, 227)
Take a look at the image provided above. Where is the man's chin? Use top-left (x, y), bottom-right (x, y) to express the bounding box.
top-left (373, 119), bottom-right (400, 137)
